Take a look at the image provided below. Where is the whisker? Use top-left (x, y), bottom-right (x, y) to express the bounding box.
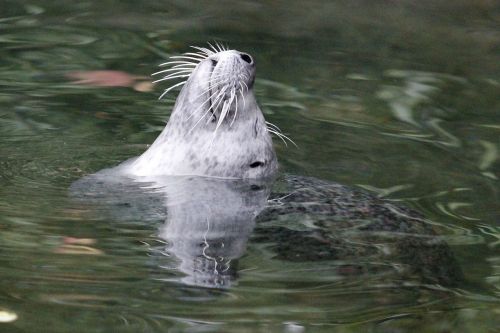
top-left (187, 88), bottom-right (221, 120)
top-left (152, 67), bottom-right (194, 76)
top-left (279, 133), bottom-right (298, 147)
top-left (158, 81), bottom-right (186, 100)
top-left (241, 81), bottom-right (249, 92)
top-left (183, 52), bottom-right (207, 59)
top-left (215, 41), bottom-right (223, 52)
top-left (171, 63), bottom-right (197, 68)
top-left (216, 87), bottom-right (235, 133)
top-left (190, 46), bottom-right (214, 56)
top-left (265, 121), bottom-right (282, 132)
top-left (267, 128), bottom-right (298, 148)
top-left (190, 76), bottom-right (227, 101)
top-left (159, 60), bottom-right (197, 67)
top-left (214, 98), bottom-right (230, 134)
top-left (189, 87), bottom-right (227, 134)
top-left (205, 87), bottom-right (228, 126)
top-left (211, 91), bottom-right (233, 145)
top-left (170, 55), bottom-right (205, 62)
top-left (207, 77), bottom-right (227, 87)
top-left (238, 82), bottom-right (246, 109)
top-left (207, 41), bottom-right (219, 54)
top-left (152, 73), bottom-right (190, 83)
top-left (210, 87), bottom-right (228, 112)
top-left (230, 89), bottom-right (239, 127)
top-left (239, 73), bottom-right (249, 80)
top-left (192, 86), bottom-right (212, 100)
top-left (238, 82), bottom-right (245, 92)
top-left (153, 69), bottom-right (192, 80)
top-left (267, 129), bottom-right (288, 147)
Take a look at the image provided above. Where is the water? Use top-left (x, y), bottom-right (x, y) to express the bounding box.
top-left (1, 1), bottom-right (499, 332)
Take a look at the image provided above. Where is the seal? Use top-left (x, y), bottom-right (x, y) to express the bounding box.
top-left (120, 43), bottom-right (279, 179)
top-left (71, 43), bottom-right (463, 290)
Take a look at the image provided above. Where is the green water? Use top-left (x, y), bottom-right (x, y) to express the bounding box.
top-left (1, 1), bottom-right (499, 332)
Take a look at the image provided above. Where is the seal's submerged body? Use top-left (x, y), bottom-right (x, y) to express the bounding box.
top-left (72, 44), bottom-right (462, 289)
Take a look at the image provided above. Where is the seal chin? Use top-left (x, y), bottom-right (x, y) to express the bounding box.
top-left (124, 45), bottom-right (278, 179)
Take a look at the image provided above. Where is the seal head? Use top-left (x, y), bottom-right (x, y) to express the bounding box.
top-left (125, 46), bottom-right (278, 179)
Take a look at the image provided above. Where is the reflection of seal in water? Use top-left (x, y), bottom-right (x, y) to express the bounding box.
top-left (71, 44), bottom-right (462, 289)
top-left (118, 44), bottom-right (278, 179)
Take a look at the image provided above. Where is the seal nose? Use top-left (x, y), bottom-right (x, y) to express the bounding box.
top-left (240, 53), bottom-right (253, 64)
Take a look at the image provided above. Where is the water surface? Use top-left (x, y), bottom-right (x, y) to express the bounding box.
top-left (1, 1), bottom-right (499, 332)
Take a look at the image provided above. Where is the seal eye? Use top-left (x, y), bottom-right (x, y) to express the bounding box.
top-left (211, 59), bottom-right (218, 66)
top-left (250, 161), bottom-right (264, 168)
top-left (240, 53), bottom-right (253, 64)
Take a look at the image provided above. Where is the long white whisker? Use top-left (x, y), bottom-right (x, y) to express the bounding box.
top-left (188, 87), bottom-right (227, 134)
top-left (152, 67), bottom-right (194, 76)
top-left (218, 88), bottom-right (235, 130)
top-left (172, 63), bottom-right (196, 68)
top-left (183, 52), bottom-right (207, 59)
top-left (158, 81), bottom-right (186, 100)
top-left (267, 128), bottom-right (298, 147)
top-left (230, 90), bottom-right (239, 127)
top-left (211, 94), bottom-right (232, 145)
top-left (190, 76), bottom-right (227, 101)
top-left (153, 70), bottom-right (192, 80)
top-left (190, 46), bottom-right (214, 56)
top-left (192, 86), bottom-right (212, 101)
top-left (241, 81), bottom-right (249, 92)
top-left (214, 99), bottom-right (230, 134)
top-left (267, 129), bottom-right (288, 147)
top-left (265, 121), bottom-right (282, 132)
top-left (238, 82), bottom-right (247, 109)
top-left (187, 88), bottom-right (226, 135)
top-left (170, 55), bottom-right (204, 62)
top-left (215, 41), bottom-right (223, 52)
top-left (210, 87), bottom-right (227, 112)
top-left (205, 87), bottom-right (228, 126)
top-left (152, 73), bottom-right (190, 83)
top-left (279, 133), bottom-right (297, 147)
top-left (187, 88), bottom-right (221, 120)
top-left (159, 60), bottom-right (197, 67)
top-left (207, 42), bottom-right (219, 53)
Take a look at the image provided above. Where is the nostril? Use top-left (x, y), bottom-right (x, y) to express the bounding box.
top-left (211, 59), bottom-right (218, 66)
top-left (240, 53), bottom-right (252, 64)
